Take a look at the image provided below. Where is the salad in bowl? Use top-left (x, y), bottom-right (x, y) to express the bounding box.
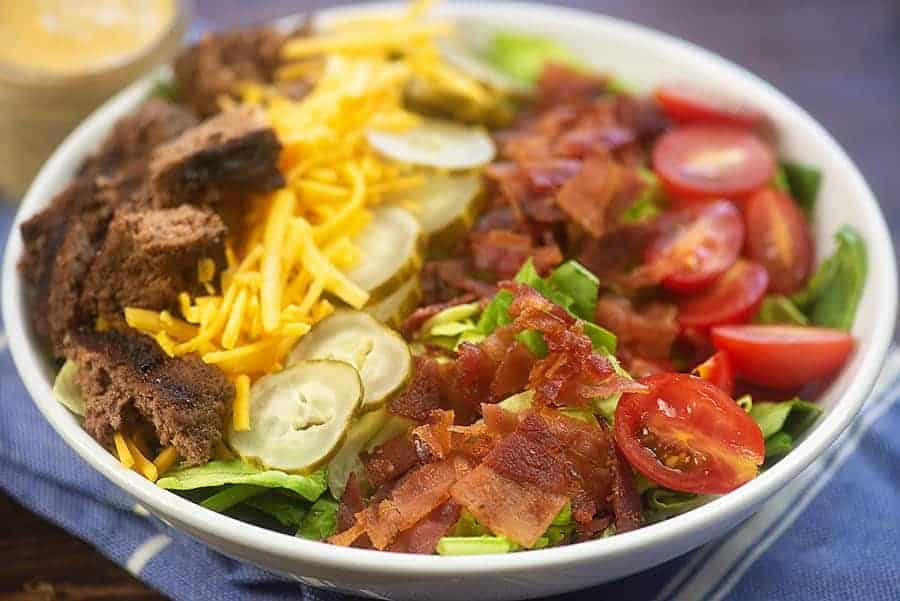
top-left (10, 0), bottom-right (876, 565)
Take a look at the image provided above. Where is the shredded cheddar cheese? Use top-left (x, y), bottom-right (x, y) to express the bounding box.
top-left (124, 0), bottom-right (491, 438)
top-left (153, 446), bottom-right (179, 476)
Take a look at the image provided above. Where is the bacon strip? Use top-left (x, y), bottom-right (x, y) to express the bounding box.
top-left (363, 435), bottom-right (419, 489)
top-left (413, 410), bottom-right (454, 463)
top-left (388, 501), bottom-right (462, 554)
top-left (608, 438), bottom-right (642, 533)
top-left (555, 153), bottom-right (642, 238)
top-left (389, 356), bottom-right (443, 421)
top-left (362, 459), bottom-right (459, 549)
top-left (451, 463), bottom-right (567, 549)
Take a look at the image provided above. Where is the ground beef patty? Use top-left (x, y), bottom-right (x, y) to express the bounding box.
top-left (72, 329), bottom-right (233, 465)
top-left (150, 106), bottom-right (284, 207)
top-left (174, 23), bottom-right (310, 118)
top-left (19, 100), bottom-right (198, 355)
top-left (83, 205), bottom-right (227, 324)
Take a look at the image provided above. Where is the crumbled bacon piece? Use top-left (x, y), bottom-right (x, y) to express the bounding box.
top-left (421, 259), bottom-right (497, 304)
top-left (363, 435), bottom-right (419, 489)
top-left (451, 463), bottom-right (568, 549)
top-left (577, 223), bottom-right (659, 283)
top-left (413, 410), bottom-right (455, 463)
top-left (536, 62), bottom-right (607, 108)
top-left (484, 412), bottom-right (570, 494)
top-left (608, 438), bottom-right (642, 533)
top-left (388, 501), bottom-right (462, 554)
top-left (555, 154), bottom-right (643, 238)
top-left (359, 458), bottom-right (459, 549)
top-left (389, 356), bottom-right (443, 421)
top-left (338, 473), bottom-right (366, 533)
top-left (489, 341), bottom-right (536, 401)
top-left (594, 293), bottom-right (679, 360)
top-left (470, 229), bottom-right (563, 279)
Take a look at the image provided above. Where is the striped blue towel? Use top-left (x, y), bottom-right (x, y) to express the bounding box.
top-left (0, 204), bottom-right (897, 600)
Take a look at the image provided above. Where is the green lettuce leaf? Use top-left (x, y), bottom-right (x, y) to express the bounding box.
top-left (781, 162), bottom-right (822, 213)
top-left (749, 398), bottom-right (822, 459)
top-left (200, 484), bottom-right (266, 512)
top-left (484, 32), bottom-right (580, 84)
top-left (621, 169), bottom-right (665, 224)
top-left (245, 490), bottom-right (309, 528)
top-left (548, 260), bottom-right (600, 321)
top-left (754, 295), bottom-right (809, 326)
top-left (792, 225), bottom-right (867, 330)
top-left (643, 488), bottom-right (714, 524)
top-left (157, 460), bottom-right (327, 502)
top-left (476, 289), bottom-right (514, 334)
top-left (296, 497), bottom-right (339, 540)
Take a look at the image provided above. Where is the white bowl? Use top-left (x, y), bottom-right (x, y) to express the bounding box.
top-left (3, 3), bottom-right (896, 600)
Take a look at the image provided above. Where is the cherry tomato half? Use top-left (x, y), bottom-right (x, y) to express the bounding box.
top-left (645, 200), bottom-right (745, 293)
top-left (710, 325), bottom-right (855, 390)
top-left (614, 373), bottom-right (765, 494)
top-left (744, 189), bottom-right (813, 294)
top-left (678, 260), bottom-right (769, 330)
top-left (693, 351), bottom-right (735, 396)
top-left (652, 125), bottom-right (776, 201)
top-left (655, 85), bottom-right (764, 128)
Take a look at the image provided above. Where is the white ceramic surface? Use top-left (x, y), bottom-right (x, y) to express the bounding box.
top-left (2, 3), bottom-right (896, 600)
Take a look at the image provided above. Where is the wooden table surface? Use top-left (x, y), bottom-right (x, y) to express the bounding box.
top-left (1, 1), bottom-right (897, 599)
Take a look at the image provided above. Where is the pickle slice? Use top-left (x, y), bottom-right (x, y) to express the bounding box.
top-left (365, 276), bottom-right (423, 329)
top-left (345, 205), bottom-right (423, 302)
top-left (366, 117), bottom-right (496, 170)
top-left (227, 359), bottom-right (362, 474)
top-left (288, 309), bottom-right (412, 410)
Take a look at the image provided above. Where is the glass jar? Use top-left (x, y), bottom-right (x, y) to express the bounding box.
top-left (0, 0), bottom-right (191, 199)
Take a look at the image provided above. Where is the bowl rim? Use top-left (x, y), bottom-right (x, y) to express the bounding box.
top-left (2, 0), bottom-right (896, 578)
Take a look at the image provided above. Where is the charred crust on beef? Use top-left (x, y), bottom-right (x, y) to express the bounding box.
top-left (19, 100), bottom-right (198, 354)
top-left (79, 98), bottom-right (199, 180)
top-left (82, 205), bottom-right (227, 324)
top-left (150, 106), bottom-right (284, 207)
top-left (72, 329), bottom-right (233, 465)
top-left (174, 23), bottom-right (311, 119)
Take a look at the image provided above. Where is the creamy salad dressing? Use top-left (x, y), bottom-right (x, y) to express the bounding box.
top-left (0, 0), bottom-right (174, 75)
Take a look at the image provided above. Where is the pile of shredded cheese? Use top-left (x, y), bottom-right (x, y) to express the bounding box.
top-left (124, 0), bottom-right (491, 443)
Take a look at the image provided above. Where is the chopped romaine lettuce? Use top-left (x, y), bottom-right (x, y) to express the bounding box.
top-left (437, 536), bottom-right (514, 555)
top-left (582, 321), bottom-right (617, 354)
top-left (149, 79), bottom-right (179, 102)
top-left (771, 165), bottom-right (790, 193)
top-left (516, 329), bottom-right (549, 357)
top-left (781, 162), bottom-right (822, 213)
top-left (245, 491), bottom-right (309, 528)
top-left (754, 295), bottom-right (809, 326)
top-left (476, 289), bottom-right (514, 334)
top-left (591, 351), bottom-right (631, 423)
top-left (53, 359), bottom-right (85, 416)
top-left (296, 497), bottom-right (339, 541)
top-left (749, 398), bottom-right (822, 460)
top-left (548, 261), bottom-right (600, 321)
top-left (621, 169), bottom-right (665, 224)
top-left (157, 460), bottom-right (327, 502)
top-left (200, 484), bottom-right (265, 512)
top-left (791, 225), bottom-right (867, 330)
top-left (484, 32), bottom-right (580, 84)
top-left (643, 488), bottom-right (714, 524)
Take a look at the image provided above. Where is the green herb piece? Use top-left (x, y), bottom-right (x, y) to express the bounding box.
top-left (157, 460), bottom-right (327, 502)
top-left (548, 261), bottom-right (600, 321)
top-left (516, 330), bottom-right (548, 358)
top-left (246, 491), bottom-right (309, 528)
top-left (755, 295), bottom-right (809, 326)
top-left (437, 536), bottom-right (514, 555)
top-left (781, 162), bottom-right (822, 213)
top-left (484, 33), bottom-right (580, 84)
top-left (749, 398), bottom-right (823, 460)
top-left (296, 497), bottom-right (339, 541)
top-left (200, 485), bottom-right (266, 512)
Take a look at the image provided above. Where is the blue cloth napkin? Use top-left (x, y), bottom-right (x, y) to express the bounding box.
top-left (0, 204), bottom-right (898, 601)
